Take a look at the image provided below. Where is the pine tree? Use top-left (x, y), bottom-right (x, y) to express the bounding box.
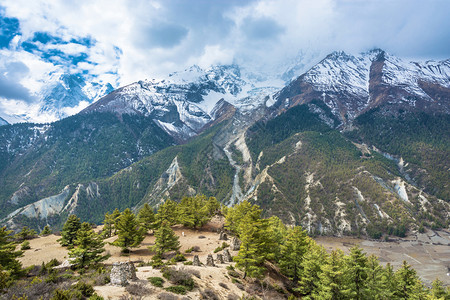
top-left (155, 199), bottom-right (178, 226)
top-left (103, 212), bottom-right (114, 238)
top-left (265, 216), bottom-right (287, 262)
top-left (430, 278), bottom-right (449, 299)
top-left (279, 226), bottom-right (309, 282)
top-left (342, 245), bottom-right (369, 300)
top-left (58, 214), bottom-right (81, 247)
top-left (225, 200), bottom-right (260, 234)
top-left (110, 208), bottom-right (121, 235)
top-left (0, 226), bottom-right (23, 281)
top-left (233, 213), bottom-right (267, 279)
top-left (394, 260), bottom-right (426, 299)
top-left (151, 221), bottom-right (180, 257)
top-left (137, 203), bottom-right (156, 232)
top-left (365, 254), bottom-right (386, 299)
top-left (380, 263), bottom-right (397, 299)
top-left (296, 242), bottom-right (328, 297)
top-left (69, 223), bottom-right (109, 269)
top-left (177, 195), bottom-right (209, 229)
top-left (112, 208), bottom-right (145, 253)
top-left (14, 226), bottom-right (37, 241)
top-left (314, 249), bottom-right (346, 300)
top-left (40, 225), bottom-right (52, 236)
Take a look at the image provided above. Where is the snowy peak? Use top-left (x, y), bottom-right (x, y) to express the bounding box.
top-left (82, 64), bottom-right (274, 140)
top-left (276, 49), bottom-right (450, 125)
top-left (0, 117), bottom-right (8, 126)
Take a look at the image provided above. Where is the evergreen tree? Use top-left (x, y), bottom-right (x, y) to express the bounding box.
top-left (155, 199), bottom-right (178, 226)
top-left (14, 226), bottom-right (37, 241)
top-left (365, 254), bottom-right (386, 299)
top-left (380, 263), bottom-right (397, 299)
top-left (177, 195), bottom-right (209, 229)
top-left (40, 225), bottom-right (52, 236)
top-left (58, 215), bottom-right (81, 247)
top-left (225, 200), bottom-right (260, 234)
top-left (342, 245), bottom-right (369, 300)
top-left (315, 249), bottom-right (346, 300)
top-left (279, 225), bottom-right (309, 282)
top-left (110, 208), bottom-right (121, 235)
top-left (0, 226), bottom-right (23, 281)
top-left (265, 216), bottom-right (287, 262)
top-left (430, 278), bottom-right (449, 299)
top-left (69, 223), bottom-right (109, 269)
top-left (233, 213), bottom-right (267, 279)
top-left (103, 212), bottom-right (114, 238)
top-left (112, 208), bottom-right (145, 253)
top-left (204, 196), bottom-right (220, 216)
top-left (151, 221), bottom-right (180, 257)
top-left (394, 260), bottom-right (426, 299)
top-left (296, 242), bottom-right (328, 297)
top-left (137, 203), bottom-right (156, 232)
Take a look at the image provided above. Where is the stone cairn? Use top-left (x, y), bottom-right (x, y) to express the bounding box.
top-left (223, 249), bottom-right (232, 262)
top-left (216, 254), bottom-right (224, 264)
top-left (232, 237), bottom-right (241, 251)
top-left (192, 255), bottom-right (201, 266)
top-left (219, 231), bottom-right (228, 240)
top-left (206, 254), bottom-right (215, 267)
top-left (110, 262), bottom-right (137, 286)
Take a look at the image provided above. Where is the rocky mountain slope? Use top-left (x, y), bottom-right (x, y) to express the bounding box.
top-left (0, 116), bottom-right (8, 126)
top-left (0, 50), bottom-right (448, 236)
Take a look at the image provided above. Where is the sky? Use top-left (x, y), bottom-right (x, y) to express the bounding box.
top-left (0, 0), bottom-right (449, 119)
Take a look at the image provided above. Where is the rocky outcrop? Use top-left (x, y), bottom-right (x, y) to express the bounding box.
top-left (110, 262), bottom-right (137, 286)
top-left (206, 254), bottom-right (215, 267)
top-left (232, 237), bottom-right (241, 251)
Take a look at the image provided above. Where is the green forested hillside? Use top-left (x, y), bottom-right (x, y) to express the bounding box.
top-left (0, 112), bottom-right (175, 219)
top-left (347, 109), bottom-right (450, 200)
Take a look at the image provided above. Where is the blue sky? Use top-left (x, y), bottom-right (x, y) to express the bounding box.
top-left (0, 0), bottom-right (449, 107)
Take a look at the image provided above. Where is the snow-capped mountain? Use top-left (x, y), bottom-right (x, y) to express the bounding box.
top-left (0, 117), bottom-right (8, 126)
top-left (276, 49), bottom-right (450, 125)
top-left (1, 73), bottom-right (114, 124)
top-left (82, 65), bottom-right (280, 140)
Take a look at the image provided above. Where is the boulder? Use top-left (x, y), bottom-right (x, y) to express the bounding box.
top-left (206, 254), bottom-right (215, 267)
top-left (110, 262), bottom-right (137, 286)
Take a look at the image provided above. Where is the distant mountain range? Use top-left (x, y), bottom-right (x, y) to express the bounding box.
top-left (0, 49), bottom-right (448, 238)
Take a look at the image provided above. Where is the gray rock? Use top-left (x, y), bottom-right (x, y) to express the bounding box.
top-left (232, 237), bottom-right (241, 251)
top-left (206, 254), bottom-right (215, 267)
top-left (219, 231), bottom-right (228, 240)
top-left (193, 255), bottom-right (201, 266)
top-left (216, 254), bottom-right (224, 264)
top-left (110, 262), bottom-right (137, 286)
top-left (223, 249), bottom-right (232, 262)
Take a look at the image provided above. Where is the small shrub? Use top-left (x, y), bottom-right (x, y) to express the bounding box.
top-left (88, 295), bottom-right (104, 300)
top-left (162, 267), bottom-right (195, 290)
top-left (231, 278), bottom-right (241, 284)
top-left (227, 294), bottom-right (239, 300)
top-left (157, 292), bottom-right (178, 300)
top-left (183, 261), bottom-right (193, 266)
top-left (219, 282), bottom-right (229, 290)
top-left (21, 241), bottom-right (31, 250)
top-left (73, 281), bottom-right (95, 298)
top-left (148, 277), bottom-right (165, 288)
top-left (46, 259), bottom-right (60, 269)
top-left (170, 253), bottom-right (186, 263)
top-left (227, 270), bottom-right (240, 278)
top-left (192, 246), bottom-right (201, 252)
top-left (126, 283), bottom-right (151, 296)
top-left (200, 288), bottom-right (219, 300)
top-left (198, 236), bottom-right (206, 239)
top-left (51, 288), bottom-right (72, 300)
top-left (226, 265), bottom-right (235, 271)
top-left (151, 256), bottom-right (165, 269)
top-left (185, 247), bottom-right (194, 253)
top-left (165, 285), bottom-right (187, 295)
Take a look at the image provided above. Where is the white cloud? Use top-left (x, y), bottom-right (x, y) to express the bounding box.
top-left (0, 0), bottom-right (448, 98)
